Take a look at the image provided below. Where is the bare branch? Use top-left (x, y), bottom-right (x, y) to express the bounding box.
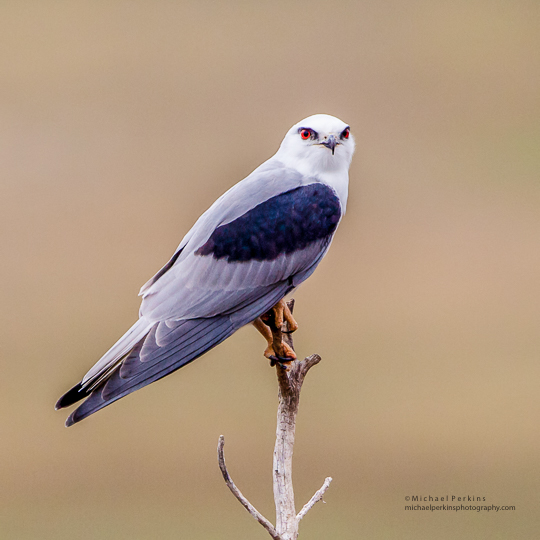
top-left (298, 354), bottom-right (321, 376)
top-left (218, 299), bottom-right (333, 539)
top-left (217, 435), bottom-right (280, 540)
top-left (296, 477), bottom-right (333, 522)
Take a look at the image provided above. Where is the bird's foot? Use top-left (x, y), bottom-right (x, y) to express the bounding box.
top-left (282, 301), bottom-right (299, 334)
top-left (261, 299), bottom-right (299, 334)
top-left (270, 358), bottom-right (293, 369)
top-left (264, 342), bottom-right (296, 367)
top-left (254, 299), bottom-right (298, 368)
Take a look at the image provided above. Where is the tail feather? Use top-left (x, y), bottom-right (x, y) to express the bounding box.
top-left (81, 318), bottom-right (152, 387)
top-left (66, 315), bottom-right (235, 426)
top-left (55, 382), bottom-right (90, 410)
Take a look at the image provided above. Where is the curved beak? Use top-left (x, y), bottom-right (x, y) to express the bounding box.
top-left (322, 134), bottom-right (338, 155)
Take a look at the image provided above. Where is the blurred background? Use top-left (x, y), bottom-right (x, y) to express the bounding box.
top-left (1, 1), bottom-right (539, 538)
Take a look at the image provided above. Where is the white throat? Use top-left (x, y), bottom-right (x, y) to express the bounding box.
top-left (276, 135), bottom-right (354, 213)
top-left (275, 148), bottom-right (351, 212)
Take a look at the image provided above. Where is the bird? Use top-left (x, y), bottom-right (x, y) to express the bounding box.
top-left (56, 113), bottom-right (355, 426)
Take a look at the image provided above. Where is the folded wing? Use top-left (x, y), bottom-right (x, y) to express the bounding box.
top-left (58, 176), bottom-right (342, 425)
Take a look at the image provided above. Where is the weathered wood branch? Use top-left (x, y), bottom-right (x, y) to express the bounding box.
top-left (217, 300), bottom-right (332, 540)
top-left (217, 435), bottom-right (280, 540)
top-left (296, 476), bottom-right (332, 522)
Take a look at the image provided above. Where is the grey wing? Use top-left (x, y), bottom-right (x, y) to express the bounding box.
top-left (140, 240), bottom-right (331, 321)
top-left (60, 169), bottom-right (342, 424)
top-left (76, 241), bottom-right (325, 391)
top-left (65, 279), bottom-right (294, 425)
top-left (140, 178), bottom-right (342, 321)
top-left (139, 159), bottom-right (309, 296)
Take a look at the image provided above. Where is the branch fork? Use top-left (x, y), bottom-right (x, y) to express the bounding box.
top-left (217, 300), bottom-right (332, 540)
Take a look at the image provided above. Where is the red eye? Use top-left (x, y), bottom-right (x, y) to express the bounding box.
top-left (342, 128), bottom-right (350, 139)
top-left (300, 129), bottom-right (312, 140)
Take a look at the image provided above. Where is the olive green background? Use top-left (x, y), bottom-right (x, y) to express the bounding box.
top-left (1, 1), bottom-right (539, 538)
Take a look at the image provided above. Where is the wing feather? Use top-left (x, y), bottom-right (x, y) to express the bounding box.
top-left (60, 165), bottom-right (343, 425)
top-left (140, 239), bottom-right (330, 321)
top-left (65, 280), bottom-right (292, 426)
top-left (139, 161), bottom-right (308, 297)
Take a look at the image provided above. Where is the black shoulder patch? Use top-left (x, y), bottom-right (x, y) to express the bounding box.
top-left (195, 183), bottom-right (341, 262)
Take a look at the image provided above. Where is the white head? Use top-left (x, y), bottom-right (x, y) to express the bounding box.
top-left (275, 114), bottom-right (355, 176)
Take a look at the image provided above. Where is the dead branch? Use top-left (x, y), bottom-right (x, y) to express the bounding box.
top-left (217, 435), bottom-right (280, 540)
top-left (217, 300), bottom-right (332, 540)
top-left (296, 477), bottom-right (332, 522)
